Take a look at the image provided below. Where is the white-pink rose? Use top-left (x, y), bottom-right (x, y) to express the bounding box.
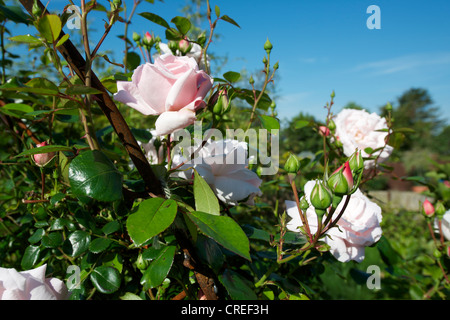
top-left (286, 180), bottom-right (383, 262)
top-left (32, 141), bottom-right (55, 167)
top-left (334, 108), bottom-right (393, 169)
top-left (114, 53), bottom-right (213, 136)
top-left (171, 139), bottom-right (262, 206)
top-left (0, 264), bottom-right (68, 300)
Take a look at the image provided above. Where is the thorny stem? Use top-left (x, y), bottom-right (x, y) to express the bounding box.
top-left (80, 0), bottom-right (99, 150)
top-left (288, 174), bottom-right (312, 243)
top-left (123, 0), bottom-right (141, 73)
top-left (247, 53), bottom-right (275, 132)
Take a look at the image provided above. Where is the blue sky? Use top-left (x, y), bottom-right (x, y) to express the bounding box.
top-left (11, 0), bottom-right (450, 125)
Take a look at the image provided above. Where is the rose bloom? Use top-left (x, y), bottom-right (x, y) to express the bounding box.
top-left (114, 53), bottom-right (213, 136)
top-left (286, 180), bottom-right (383, 263)
top-left (434, 210), bottom-right (450, 241)
top-left (333, 108), bottom-right (393, 169)
top-left (0, 264), bottom-right (68, 300)
top-left (156, 42), bottom-right (210, 71)
top-left (171, 139), bottom-right (262, 206)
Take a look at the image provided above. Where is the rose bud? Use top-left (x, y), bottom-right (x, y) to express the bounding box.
top-left (178, 39), bottom-right (193, 55)
top-left (422, 199), bottom-right (435, 218)
top-left (327, 161), bottom-right (353, 195)
top-left (318, 126), bottom-right (330, 137)
top-left (142, 31), bottom-right (154, 48)
top-left (310, 180), bottom-right (332, 211)
top-left (32, 141), bottom-right (55, 167)
top-left (284, 153), bottom-right (301, 175)
top-left (348, 149), bottom-right (364, 174)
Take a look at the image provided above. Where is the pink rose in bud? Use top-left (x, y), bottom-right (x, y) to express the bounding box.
top-left (328, 161), bottom-right (354, 195)
top-left (423, 199), bottom-right (435, 217)
top-left (178, 39), bottom-right (192, 54)
top-left (318, 126), bottom-right (330, 137)
top-left (33, 141), bottom-right (55, 167)
top-left (145, 32), bottom-right (152, 42)
top-left (114, 53), bottom-right (213, 136)
top-left (444, 180), bottom-right (450, 188)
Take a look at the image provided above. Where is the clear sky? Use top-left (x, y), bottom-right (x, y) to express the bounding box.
top-left (11, 0), bottom-right (450, 125)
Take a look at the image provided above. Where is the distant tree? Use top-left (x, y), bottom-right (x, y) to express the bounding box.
top-left (280, 112), bottom-right (322, 156)
top-left (381, 88), bottom-right (445, 151)
top-left (342, 101), bottom-right (364, 110)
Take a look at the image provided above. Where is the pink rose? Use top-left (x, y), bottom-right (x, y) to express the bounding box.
top-left (333, 108), bottom-right (393, 169)
top-left (171, 139), bottom-right (262, 206)
top-left (286, 180), bottom-right (383, 262)
top-left (0, 264), bottom-right (68, 300)
top-left (114, 53), bottom-right (213, 136)
top-left (32, 141), bottom-right (55, 167)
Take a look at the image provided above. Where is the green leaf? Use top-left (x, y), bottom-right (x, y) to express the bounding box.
top-left (223, 71), bottom-right (241, 83)
top-left (186, 211), bottom-right (251, 261)
top-left (126, 198), bottom-right (177, 247)
top-left (41, 232), bottom-right (64, 248)
top-left (90, 266), bottom-right (121, 294)
top-left (8, 34), bottom-right (41, 44)
top-left (55, 33), bottom-right (70, 47)
top-left (0, 103), bottom-right (34, 118)
top-left (258, 114), bottom-right (280, 130)
top-left (214, 5), bottom-right (220, 18)
top-left (171, 16), bottom-right (191, 35)
top-left (15, 145), bottom-right (73, 158)
top-left (125, 51), bottom-right (141, 71)
top-left (66, 230), bottom-right (91, 257)
top-left (68, 150), bottom-right (123, 202)
top-left (28, 229), bottom-right (45, 244)
top-left (25, 77), bottom-right (59, 95)
top-left (220, 15), bottom-right (240, 28)
top-left (37, 14), bottom-right (62, 42)
top-left (140, 245), bottom-right (176, 289)
top-left (89, 238), bottom-right (112, 253)
top-left (219, 269), bottom-right (257, 299)
top-left (138, 12), bottom-right (170, 29)
top-left (21, 245), bottom-right (40, 270)
top-left (65, 84), bottom-right (102, 95)
top-left (0, 5), bottom-right (31, 25)
top-left (102, 221), bottom-right (120, 235)
top-left (376, 236), bottom-right (401, 266)
top-left (193, 170), bottom-right (220, 216)
top-left (165, 28), bottom-right (183, 41)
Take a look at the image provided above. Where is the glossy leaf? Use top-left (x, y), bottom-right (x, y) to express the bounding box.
top-left (68, 150), bottom-right (123, 202)
top-left (21, 245), bottom-right (40, 270)
top-left (90, 266), bottom-right (121, 294)
top-left (15, 145), bottom-right (73, 158)
top-left (193, 170), bottom-right (220, 216)
top-left (37, 14), bottom-right (62, 42)
top-left (66, 230), bottom-right (91, 257)
top-left (220, 15), bottom-right (240, 28)
top-left (258, 114), bottom-right (280, 130)
top-left (186, 211), bottom-right (251, 261)
top-left (89, 238), bottom-right (112, 253)
top-left (138, 12), bottom-right (170, 28)
top-left (171, 16), bottom-right (191, 35)
top-left (126, 198), bottom-right (177, 247)
top-left (223, 71), bottom-right (241, 83)
top-left (219, 269), bottom-right (257, 299)
top-left (140, 245), bottom-right (176, 289)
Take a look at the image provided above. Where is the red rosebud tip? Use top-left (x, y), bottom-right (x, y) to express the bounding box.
top-left (422, 199), bottom-right (435, 217)
top-left (318, 126), bottom-right (330, 137)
